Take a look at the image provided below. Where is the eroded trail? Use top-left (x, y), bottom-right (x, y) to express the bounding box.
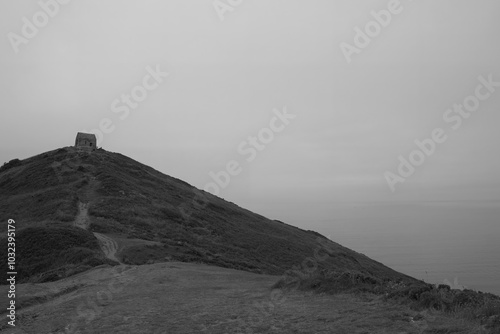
top-left (74, 202), bottom-right (90, 230)
top-left (74, 201), bottom-right (121, 264)
top-left (73, 174), bottom-right (121, 264)
top-left (93, 232), bottom-right (120, 263)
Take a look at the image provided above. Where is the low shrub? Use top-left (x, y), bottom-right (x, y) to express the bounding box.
top-left (273, 269), bottom-right (384, 295)
top-left (0, 226), bottom-right (112, 284)
top-left (0, 158), bottom-right (22, 173)
top-left (272, 269), bottom-right (500, 331)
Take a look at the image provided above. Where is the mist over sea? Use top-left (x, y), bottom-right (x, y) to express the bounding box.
top-left (319, 201), bottom-right (500, 295)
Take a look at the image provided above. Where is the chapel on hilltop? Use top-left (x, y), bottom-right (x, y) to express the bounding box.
top-left (75, 132), bottom-right (97, 151)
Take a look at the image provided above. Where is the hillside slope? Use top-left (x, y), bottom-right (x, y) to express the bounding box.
top-left (1, 147), bottom-right (418, 285)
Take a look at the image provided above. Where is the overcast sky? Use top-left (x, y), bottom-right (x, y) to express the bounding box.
top-left (1, 0), bottom-right (499, 228)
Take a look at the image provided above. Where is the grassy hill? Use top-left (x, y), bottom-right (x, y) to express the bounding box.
top-left (1, 146), bottom-right (417, 285)
top-left (1, 147), bottom-right (499, 332)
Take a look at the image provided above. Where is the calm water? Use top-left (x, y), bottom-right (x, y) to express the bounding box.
top-left (318, 202), bottom-right (500, 296)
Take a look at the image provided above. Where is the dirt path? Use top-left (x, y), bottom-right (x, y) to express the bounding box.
top-left (93, 232), bottom-right (120, 263)
top-left (73, 173), bottom-right (121, 264)
top-left (73, 201), bottom-right (121, 264)
top-left (74, 202), bottom-right (90, 230)
top-left (73, 173), bottom-right (97, 231)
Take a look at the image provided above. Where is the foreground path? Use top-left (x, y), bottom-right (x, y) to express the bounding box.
top-left (0, 262), bottom-right (484, 334)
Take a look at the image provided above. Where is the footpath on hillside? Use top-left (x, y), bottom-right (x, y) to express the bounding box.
top-left (73, 173), bottom-right (121, 264)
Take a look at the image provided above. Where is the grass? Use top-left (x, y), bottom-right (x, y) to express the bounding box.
top-left (1, 262), bottom-right (492, 333)
top-left (0, 226), bottom-right (114, 283)
top-left (273, 268), bottom-right (500, 333)
top-left (0, 148), bottom-right (88, 226)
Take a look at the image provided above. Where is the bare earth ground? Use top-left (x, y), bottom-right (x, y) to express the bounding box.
top-left (74, 202), bottom-right (90, 230)
top-left (74, 175), bottom-right (122, 264)
top-left (0, 262), bottom-right (484, 334)
top-left (92, 232), bottom-right (120, 264)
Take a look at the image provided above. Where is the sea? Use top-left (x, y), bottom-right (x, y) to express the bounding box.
top-left (316, 201), bottom-right (500, 296)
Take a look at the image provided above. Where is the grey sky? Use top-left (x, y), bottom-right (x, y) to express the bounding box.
top-left (1, 0), bottom-right (499, 228)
